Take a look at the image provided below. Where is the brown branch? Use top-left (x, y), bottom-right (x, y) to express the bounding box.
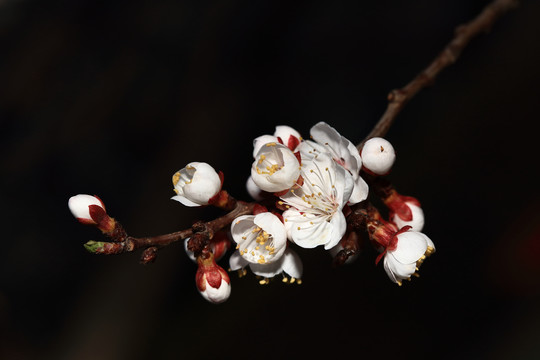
top-left (86, 201), bottom-right (255, 256)
top-left (357, 0), bottom-right (519, 150)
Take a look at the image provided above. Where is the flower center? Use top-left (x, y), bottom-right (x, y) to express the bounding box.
top-left (237, 226), bottom-right (277, 264)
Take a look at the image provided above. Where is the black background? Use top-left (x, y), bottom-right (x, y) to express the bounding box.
top-left (2, 1), bottom-right (540, 359)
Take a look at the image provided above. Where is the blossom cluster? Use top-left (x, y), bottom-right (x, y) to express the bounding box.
top-left (68, 122), bottom-right (435, 304)
top-left (168, 122), bottom-right (434, 303)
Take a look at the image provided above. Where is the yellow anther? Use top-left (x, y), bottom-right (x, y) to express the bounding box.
top-left (290, 277), bottom-right (296, 284)
top-left (282, 277), bottom-right (289, 283)
top-left (296, 279), bottom-right (302, 285)
top-left (172, 172), bottom-right (181, 186)
top-left (173, 188), bottom-right (179, 195)
top-left (397, 281), bottom-right (402, 286)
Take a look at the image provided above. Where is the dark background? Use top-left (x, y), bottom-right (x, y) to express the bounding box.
top-left (1, 0), bottom-right (540, 359)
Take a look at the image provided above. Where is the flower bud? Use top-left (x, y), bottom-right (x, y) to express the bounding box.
top-left (68, 194), bottom-right (105, 225)
top-left (251, 142), bottom-right (300, 193)
top-left (68, 194), bottom-right (116, 233)
top-left (196, 253), bottom-right (231, 304)
top-left (392, 201), bottom-right (425, 232)
top-left (172, 162), bottom-right (222, 207)
top-left (361, 137), bottom-right (396, 175)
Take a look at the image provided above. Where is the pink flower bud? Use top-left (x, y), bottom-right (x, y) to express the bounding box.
top-left (196, 254), bottom-right (231, 304)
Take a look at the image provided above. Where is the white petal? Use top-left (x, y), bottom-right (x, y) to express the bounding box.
top-left (171, 195), bottom-right (203, 207)
top-left (310, 122), bottom-right (342, 151)
top-left (249, 259), bottom-right (284, 278)
top-left (200, 278), bottom-right (231, 304)
top-left (68, 194), bottom-right (104, 220)
top-left (391, 231), bottom-right (428, 264)
top-left (246, 176), bottom-right (265, 201)
top-left (229, 251), bottom-right (249, 271)
top-left (254, 213), bottom-right (287, 245)
top-left (253, 135), bottom-right (278, 158)
top-left (419, 232), bottom-right (436, 253)
top-left (386, 254), bottom-right (417, 279)
top-left (383, 255), bottom-right (399, 284)
top-left (392, 202), bottom-right (425, 232)
top-left (348, 176), bottom-right (369, 205)
top-left (280, 248), bottom-right (303, 278)
top-left (324, 211), bottom-right (347, 250)
top-left (230, 215), bottom-right (256, 244)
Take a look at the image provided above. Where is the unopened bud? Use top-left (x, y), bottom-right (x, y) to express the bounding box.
top-left (361, 137), bottom-right (396, 175)
top-left (68, 194), bottom-right (105, 225)
top-left (196, 253), bottom-right (231, 304)
top-left (69, 194), bottom-right (116, 233)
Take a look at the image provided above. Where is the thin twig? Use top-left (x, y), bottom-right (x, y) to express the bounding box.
top-left (357, 0), bottom-right (519, 149)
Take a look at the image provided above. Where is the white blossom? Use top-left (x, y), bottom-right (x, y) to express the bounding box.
top-left (307, 122), bottom-right (368, 204)
top-left (251, 142), bottom-right (300, 193)
top-left (361, 137), bottom-right (396, 175)
top-left (383, 230), bottom-right (435, 285)
top-left (231, 212), bottom-right (287, 265)
top-left (281, 152), bottom-right (353, 250)
top-left (229, 248), bottom-right (303, 283)
top-left (171, 162), bottom-right (221, 207)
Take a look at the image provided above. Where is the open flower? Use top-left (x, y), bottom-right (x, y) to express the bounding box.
top-left (383, 230), bottom-right (435, 285)
top-left (251, 142), bottom-right (300, 193)
top-left (172, 162), bottom-right (222, 207)
top-left (231, 212), bottom-right (287, 265)
top-left (281, 152), bottom-right (353, 250)
top-left (361, 137), bottom-right (396, 176)
top-left (196, 253), bottom-right (231, 304)
top-left (229, 248), bottom-right (303, 284)
top-left (306, 122), bottom-right (368, 204)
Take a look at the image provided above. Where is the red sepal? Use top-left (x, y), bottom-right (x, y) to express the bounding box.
top-left (274, 189), bottom-right (289, 197)
top-left (271, 211), bottom-right (284, 223)
top-left (294, 151), bottom-right (302, 165)
top-left (218, 171), bottom-right (225, 187)
top-left (88, 204), bottom-right (108, 226)
top-left (253, 203), bottom-right (268, 215)
top-left (288, 136), bottom-right (300, 152)
top-left (375, 250), bottom-right (386, 265)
